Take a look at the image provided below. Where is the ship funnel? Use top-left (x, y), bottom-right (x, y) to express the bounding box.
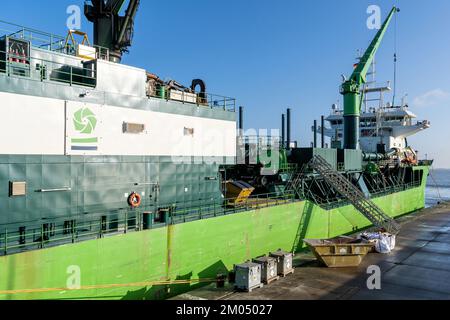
top-left (313, 120), bottom-right (318, 148)
top-left (281, 114), bottom-right (286, 148)
top-left (286, 108), bottom-right (291, 149)
top-left (321, 116), bottom-right (325, 148)
top-left (239, 106), bottom-right (244, 135)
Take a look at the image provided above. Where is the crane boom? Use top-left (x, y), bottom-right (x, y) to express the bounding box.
top-left (85, 0), bottom-right (141, 63)
top-left (351, 7), bottom-right (398, 84)
top-left (106, 0), bottom-right (127, 14)
top-left (341, 6), bottom-right (399, 150)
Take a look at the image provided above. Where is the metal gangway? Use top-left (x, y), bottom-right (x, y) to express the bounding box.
top-left (309, 155), bottom-right (401, 234)
top-left (285, 165), bottom-right (307, 199)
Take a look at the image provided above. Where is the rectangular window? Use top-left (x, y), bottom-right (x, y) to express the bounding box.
top-left (9, 181), bottom-right (26, 197)
top-left (184, 127), bottom-right (194, 137)
top-left (123, 122), bottom-right (146, 134)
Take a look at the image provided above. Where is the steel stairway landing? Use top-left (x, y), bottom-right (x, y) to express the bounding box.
top-left (309, 155), bottom-right (400, 234)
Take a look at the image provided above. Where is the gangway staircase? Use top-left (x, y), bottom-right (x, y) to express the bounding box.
top-left (285, 165), bottom-right (307, 199)
top-left (309, 155), bottom-right (401, 234)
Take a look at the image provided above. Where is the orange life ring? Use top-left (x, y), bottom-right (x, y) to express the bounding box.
top-left (128, 192), bottom-right (142, 208)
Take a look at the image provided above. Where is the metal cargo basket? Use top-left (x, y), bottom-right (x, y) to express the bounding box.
top-left (269, 250), bottom-right (294, 277)
top-left (234, 262), bottom-right (263, 292)
top-left (304, 236), bottom-right (375, 268)
top-left (253, 256), bottom-right (280, 285)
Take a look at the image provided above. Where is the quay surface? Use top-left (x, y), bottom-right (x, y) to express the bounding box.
top-left (172, 202), bottom-right (450, 300)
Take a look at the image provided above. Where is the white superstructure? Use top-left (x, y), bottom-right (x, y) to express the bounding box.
top-left (324, 103), bottom-right (430, 153)
top-left (0, 91), bottom-right (237, 158)
top-left (320, 60), bottom-right (430, 153)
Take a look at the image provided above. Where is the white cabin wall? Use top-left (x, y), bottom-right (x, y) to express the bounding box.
top-left (95, 60), bottom-right (147, 98)
top-left (0, 92), bottom-right (236, 159)
top-left (0, 92), bottom-right (65, 155)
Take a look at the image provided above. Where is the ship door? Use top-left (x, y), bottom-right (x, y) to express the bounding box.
top-left (142, 183), bottom-right (160, 230)
top-left (149, 183), bottom-right (160, 207)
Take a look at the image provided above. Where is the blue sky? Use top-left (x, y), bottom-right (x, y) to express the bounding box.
top-left (2, 0), bottom-right (450, 168)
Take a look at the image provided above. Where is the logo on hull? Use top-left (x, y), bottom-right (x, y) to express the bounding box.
top-left (71, 107), bottom-right (98, 151)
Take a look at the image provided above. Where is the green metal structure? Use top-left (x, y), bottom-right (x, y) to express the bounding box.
top-left (85, 0), bottom-right (141, 63)
top-left (0, 168), bottom-right (428, 300)
top-left (0, 5), bottom-right (432, 302)
top-left (341, 6), bottom-right (399, 149)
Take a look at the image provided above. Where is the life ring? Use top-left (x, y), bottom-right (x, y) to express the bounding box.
top-left (128, 192), bottom-right (142, 208)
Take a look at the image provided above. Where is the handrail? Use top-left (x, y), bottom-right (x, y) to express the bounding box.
top-left (0, 192), bottom-right (297, 256)
top-left (1, 23), bottom-right (235, 112)
top-left (0, 49), bottom-right (235, 112)
top-left (315, 180), bottom-right (422, 210)
top-left (0, 20), bottom-right (110, 60)
top-left (36, 187), bottom-right (72, 193)
top-left (0, 48), bottom-right (96, 87)
top-left (242, 135), bottom-right (283, 145)
top-left (0, 19), bottom-right (65, 41)
top-left (151, 86), bottom-right (236, 112)
top-left (0, 178), bottom-right (423, 256)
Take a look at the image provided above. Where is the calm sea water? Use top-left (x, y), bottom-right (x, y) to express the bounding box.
top-left (426, 169), bottom-right (450, 207)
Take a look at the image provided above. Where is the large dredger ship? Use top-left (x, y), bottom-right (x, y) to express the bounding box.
top-left (0, 2), bottom-right (431, 300)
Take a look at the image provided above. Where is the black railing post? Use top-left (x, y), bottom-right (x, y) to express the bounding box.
top-left (40, 225), bottom-right (44, 249)
top-left (321, 115), bottom-right (325, 148)
top-left (124, 211), bottom-right (128, 234)
top-left (4, 229), bottom-right (7, 256)
top-left (71, 222), bottom-right (75, 244)
top-left (137, 212), bottom-right (141, 231)
top-left (99, 218), bottom-right (103, 239)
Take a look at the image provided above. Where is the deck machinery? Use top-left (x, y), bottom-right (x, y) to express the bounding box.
top-left (227, 7), bottom-right (426, 218)
top-left (85, 0), bottom-right (140, 63)
top-left (341, 7), bottom-right (399, 150)
top-left (0, 4), bottom-right (431, 300)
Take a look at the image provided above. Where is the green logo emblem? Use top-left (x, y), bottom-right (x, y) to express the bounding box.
top-left (73, 107), bottom-right (97, 134)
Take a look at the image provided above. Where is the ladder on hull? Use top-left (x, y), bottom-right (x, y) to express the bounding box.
top-left (309, 155), bottom-right (400, 234)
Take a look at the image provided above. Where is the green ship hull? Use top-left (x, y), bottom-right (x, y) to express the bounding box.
top-left (0, 166), bottom-right (428, 300)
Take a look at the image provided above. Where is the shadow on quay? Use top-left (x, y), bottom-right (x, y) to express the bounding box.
top-left (121, 261), bottom-right (228, 300)
top-left (214, 204), bottom-right (450, 300)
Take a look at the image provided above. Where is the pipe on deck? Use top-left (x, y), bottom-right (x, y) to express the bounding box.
top-left (321, 116), bottom-right (325, 148)
top-left (313, 120), bottom-right (318, 148)
top-left (362, 149), bottom-right (397, 161)
top-left (287, 108), bottom-right (291, 149)
top-left (239, 106), bottom-right (244, 135)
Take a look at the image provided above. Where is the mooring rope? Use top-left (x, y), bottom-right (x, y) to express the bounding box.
top-left (429, 167), bottom-right (443, 203)
top-left (0, 278), bottom-right (217, 295)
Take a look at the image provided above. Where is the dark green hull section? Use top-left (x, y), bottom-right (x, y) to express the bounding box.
top-left (0, 167), bottom-right (428, 300)
top-left (0, 155), bottom-right (234, 226)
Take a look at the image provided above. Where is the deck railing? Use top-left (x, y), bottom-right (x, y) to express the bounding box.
top-left (152, 86), bottom-right (236, 112)
top-left (315, 180), bottom-right (422, 210)
top-left (0, 20), bottom-right (236, 112)
top-left (0, 19), bottom-right (65, 52)
top-left (0, 49), bottom-right (97, 87)
top-left (0, 19), bottom-right (110, 60)
top-left (0, 178), bottom-right (424, 256)
top-left (0, 49), bottom-right (236, 113)
top-left (0, 192), bottom-right (296, 256)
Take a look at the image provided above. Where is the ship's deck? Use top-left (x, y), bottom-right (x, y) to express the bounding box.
top-left (172, 202), bottom-right (450, 300)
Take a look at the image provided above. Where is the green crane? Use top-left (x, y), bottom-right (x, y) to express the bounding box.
top-left (341, 6), bottom-right (399, 150)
